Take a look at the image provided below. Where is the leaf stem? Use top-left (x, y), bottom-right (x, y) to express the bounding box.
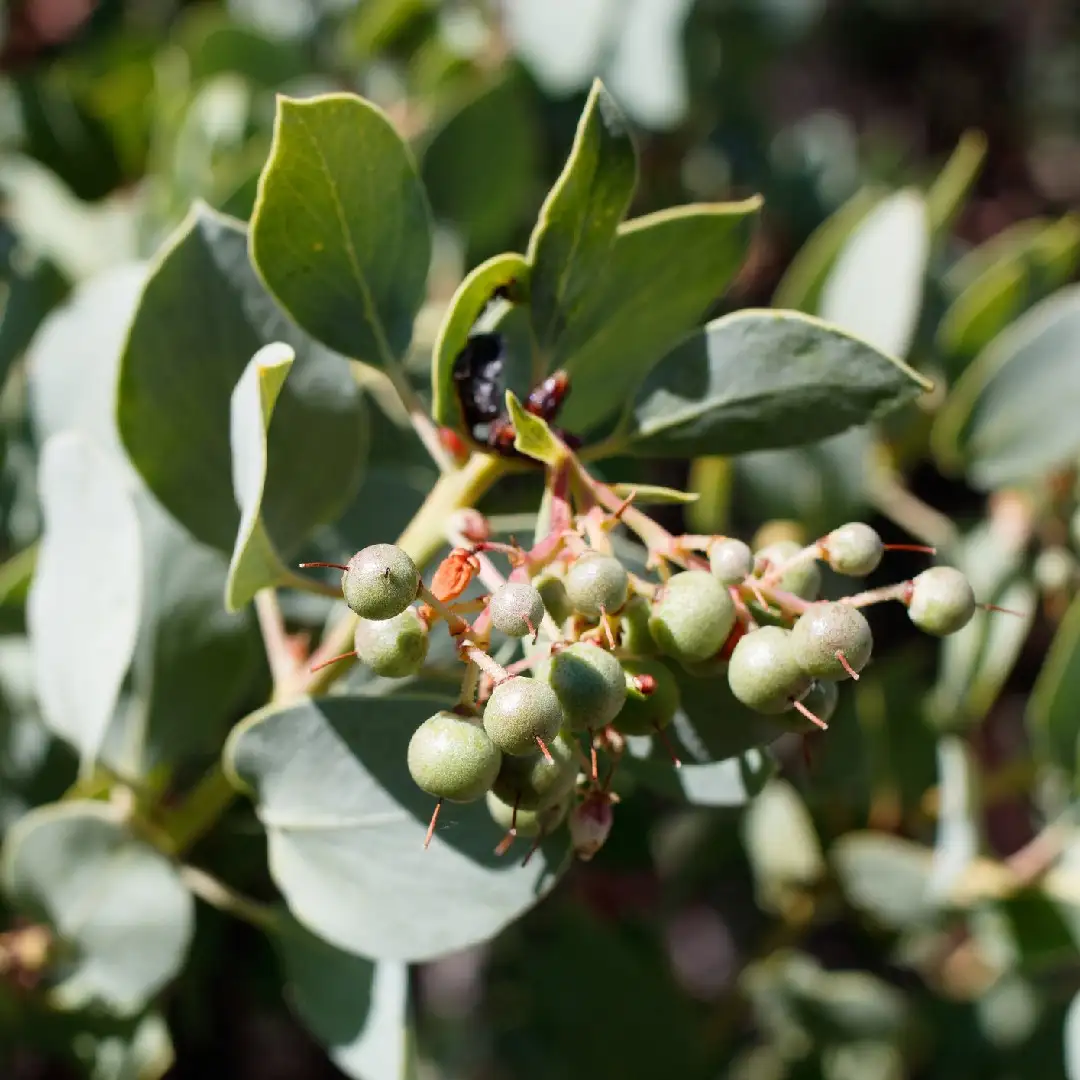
top-left (383, 362), bottom-right (456, 474)
top-left (161, 764), bottom-right (238, 855)
top-left (180, 865), bottom-right (278, 930)
top-left (254, 589), bottom-right (297, 689)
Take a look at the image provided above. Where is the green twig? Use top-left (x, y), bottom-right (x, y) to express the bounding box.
top-left (180, 865), bottom-right (278, 930)
top-left (161, 764), bottom-right (238, 856)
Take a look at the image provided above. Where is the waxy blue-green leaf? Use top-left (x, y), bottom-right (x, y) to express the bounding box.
top-left (554, 199), bottom-right (762, 434)
top-left (250, 93), bottom-right (432, 365)
top-left (27, 432), bottom-right (141, 773)
top-left (832, 833), bottom-right (939, 930)
top-left (1, 801), bottom-right (194, 1016)
top-left (117, 204), bottom-right (367, 555)
top-left (622, 309), bottom-right (930, 458)
top-left (526, 78), bottom-right (637, 357)
top-left (224, 694), bottom-right (569, 963)
top-left (743, 780), bottom-right (825, 897)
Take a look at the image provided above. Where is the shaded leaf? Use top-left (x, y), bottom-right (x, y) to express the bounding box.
top-left (0, 254), bottom-right (68, 393)
top-left (1067, 990), bottom-right (1080, 1080)
top-left (743, 779), bottom-right (825, 895)
top-left (622, 310), bottom-right (930, 458)
top-left (1, 801), bottom-right (193, 1016)
top-left (832, 833), bottom-right (937, 930)
top-left (224, 695), bottom-right (569, 963)
top-left (626, 745), bottom-right (776, 806)
top-left (276, 913), bottom-right (408, 1080)
top-left (249, 94), bottom-right (431, 364)
top-left (1030, 588), bottom-right (1080, 791)
top-left (27, 432), bottom-right (141, 772)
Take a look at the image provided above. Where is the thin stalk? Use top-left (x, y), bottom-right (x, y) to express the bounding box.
top-left (254, 589), bottom-right (297, 690)
top-left (180, 865), bottom-right (277, 930)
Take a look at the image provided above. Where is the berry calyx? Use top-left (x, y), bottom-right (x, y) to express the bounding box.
top-left (753, 540), bottom-right (821, 601)
top-left (564, 553), bottom-right (629, 619)
top-left (648, 570), bottom-right (736, 663)
top-left (544, 641), bottom-right (628, 732)
top-left (483, 676), bottom-right (564, 757)
top-left (491, 732), bottom-right (578, 810)
top-left (341, 544), bottom-right (420, 620)
top-left (709, 538), bottom-right (754, 585)
top-left (824, 522), bottom-right (884, 577)
top-left (354, 607), bottom-right (428, 678)
top-left (407, 711), bottom-right (502, 802)
top-left (490, 582), bottom-right (545, 639)
top-left (907, 566), bottom-right (976, 636)
top-left (790, 601), bottom-right (873, 682)
top-left (727, 626), bottom-right (812, 714)
top-left (613, 658), bottom-right (681, 736)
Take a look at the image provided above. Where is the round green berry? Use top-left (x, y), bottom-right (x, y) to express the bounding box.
top-left (709, 538), bottom-right (754, 585)
top-left (788, 680), bottom-right (839, 732)
top-left (790, 601), bottom-right (873, 681)
top-left (483, 676), bottom-right (564, 756)
top-left (727, 626), bottom-right (811, 714)
top-left (618, 594), bottom-right (660, 656)
top-left (407, 711), bottom-right (501, 802)
top-left (544, 642), bottom-right (627, 732)
top-left (613, 658), bottom-right (681, 736)
top-left (533, 567), bottom-right (573, 625)
top-left (648, 570), bottom-right (735, 663)
top-left (490, 582), bottom-right (544, 639)
top-left (486, 790), bottom-right (571, 837)
top-left (491, 732), bottom-right (578, 810)
top-left (754, 541), bottom-right (821, 601)
top-left (564, 553), bottom-right (629, 619)
top-left (825, 522), bottom-right (884, 577)
top-left (353, 607), bottom-right (428, 678)
top-left (341, 544), bottom-right (420, 620)
top-left (907, 566), bottom-right (976, 636)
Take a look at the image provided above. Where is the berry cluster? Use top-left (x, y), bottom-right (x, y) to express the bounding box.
top-left (303, 501), bottom-right (984, 863)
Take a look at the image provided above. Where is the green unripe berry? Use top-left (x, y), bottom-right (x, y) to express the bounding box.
top-left (613, 658), bottom-right (681, 736)
top-left (648, 570), bottom-right (735, 662)
top-left (490, 582), bottom-right (544, 638)
top-left (618, 594), bottom-right (660, 656)
top-left (825, 522), bottom-right (883, 577)
top-left (790, 601), bottom-right (873, 681)
top-left (533, 567), bottom-right (573, 625)
top-left (483, 676), bottom-right (564, 756)
top-left (353, 607), bottom-right (428, 678)
top-left (485, 790), bottom-right (570, 837)
top-left (907, 566), bottom-right (976, 636)
top-left (754, 541), bottom-right (821, 601)
top-left (342, 544), bottom-right (420, 620)
top-left (789, 680), bottom-right (839, 732)
top-left (679, 653), bottom-right (728, 678)
top-left (544, 642), bottom-right (627, 732)
top-left (491, 732), bottom-right (578, 810)
top-left (564, 553), bottom-right (629, 619)
top-left (727, 626), bottom-right (811, 714)
top-left (407, 711), bottom-right (501, 801)
top-left (709, 538), bottom-right (754, 585)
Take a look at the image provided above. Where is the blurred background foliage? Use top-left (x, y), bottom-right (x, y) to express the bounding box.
top-left (2, 1), bottom-right (1080, 1078)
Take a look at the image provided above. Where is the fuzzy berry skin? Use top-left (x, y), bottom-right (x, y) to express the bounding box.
top-left (533, 568), bottom-right (573, 625)
top-left (613, 658), bottom-right (681, 736)
top-left (483, 676), bottom-right (565, 757)
top-left (543, 642), bottom-right (627, 732)
top-left (564, 553), bottom-right (629, 619)
top-left (727, 626), bottom-right (811, 714)
top-left (407, 711), bottom-right (502, 802)
top-left (648, 570), bottom-right (736, 663)
top-left (753, 540), bottom-right (821, 601)
top-left (790, 601), bottom-right (873, 681)
top-left (618, 595), bottom-right (659, 657)
top-left (342, 544), bottom-right (420, 620)
top-left (491, 732), bottom-right (578, 810)
top-left (907, 566), bottom-right (976, 636)
top-left (490, 582), bottom-right (545, 638)
top-left (825, 522), bottom-right (884, 577)
top-left (709, 538), bottom-right (754, 585)
top-left (486, 791), bottom-right (570, 837)
top-left (353, 607), bottom-right (428, 678)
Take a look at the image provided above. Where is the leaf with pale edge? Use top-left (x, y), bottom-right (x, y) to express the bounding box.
top-left (506, 390), bottom-right (564, 466)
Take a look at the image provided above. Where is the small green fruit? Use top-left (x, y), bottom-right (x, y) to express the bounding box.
top-left (907, 566), bottom-right (976, 636)
top-left (490, 582), bottom-right (545, 638)
top-left (825, 522), bottom-right (884, 577)
top-left (486, 790), bottom-right (571, 837)
top-left (533, 567), bottom-right (573, 625)
top-left (483, 676), bottom-right (564, 756)
top-left (790, 602), bottom-right (873, 681)
top-left (613, 658), bottom-right (681, 736)
top-left (709, 538), bottom-right (754, 585)
top-left (727, 626), bottom-right (811, 714)
top-left (491, 732), bottom-right (578, 810)
top-left (564, 553), bottom-right (629, 619)
top-left (407, 711), bottom-right (501, 801)
top-left (618, 594), bottom-right (660, 656)
top-left (544, 642), bottom-right (627, 732)
top-left (753, 541), bottom-right (821, 601)
top-left (354, 607), bottom-right (428, 678)
top-left (342, 544), bottom-right (420, 620)
top-left (649, 570), bottom-right (735, 662)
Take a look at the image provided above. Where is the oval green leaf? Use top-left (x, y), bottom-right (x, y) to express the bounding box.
top-left (223, 695), bottom-right (569, 963)
top-left (506, 390), bottom-right (564, 466)
top-left (831, 832), bottom-right (938, 931)
top-left (250, 93), bottom-right (432, 365)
